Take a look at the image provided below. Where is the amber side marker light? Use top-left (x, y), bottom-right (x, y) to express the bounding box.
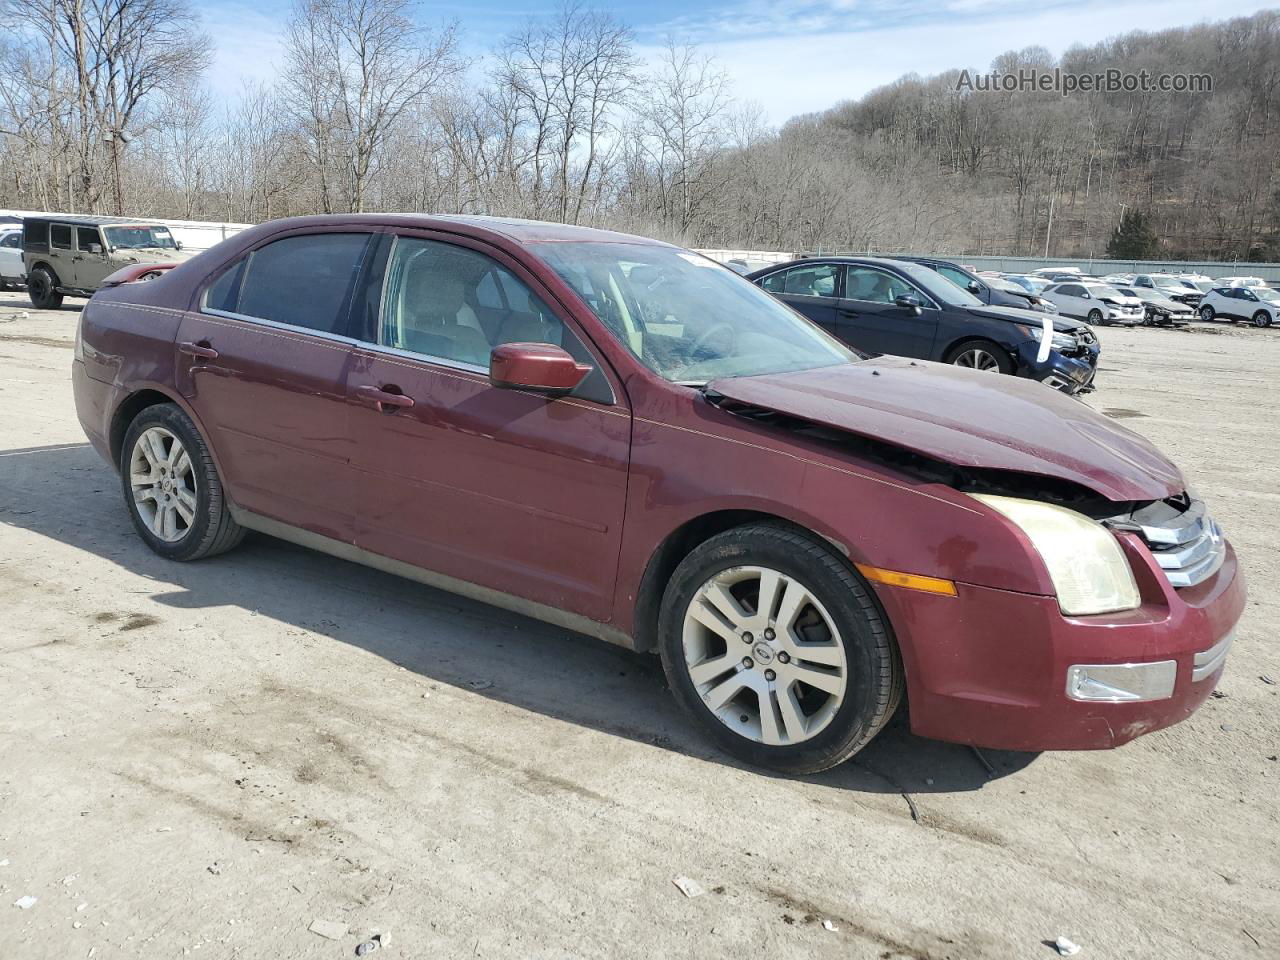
top-left (855, 564), bottom-right (958, 597)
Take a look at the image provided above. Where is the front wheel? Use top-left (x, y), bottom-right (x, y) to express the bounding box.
top-left (120, 403), bottom-right (245, 561)
top-left (945, 339), bottom-right (1014, 374)
top-left (27, 266), bottom-right (63, 309)
top-left (1252, 310), bottom-right (1272, 328)
top-left (1087, 308), bottom-right (1104, 325)
top-left (1200, 305), bottom-right (1216, 322)
top-left (658, 524), bottom-right (903, 774)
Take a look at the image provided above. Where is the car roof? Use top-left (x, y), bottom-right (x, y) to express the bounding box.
top-left (23, 214), bottom-right (171, 228)
top-left (224, 213), bottom-right (671, 248)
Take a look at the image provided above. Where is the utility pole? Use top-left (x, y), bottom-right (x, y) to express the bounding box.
top-left (1044, 191), bottom-right (1056, 259)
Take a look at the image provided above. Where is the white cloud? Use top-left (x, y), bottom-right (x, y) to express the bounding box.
top-left (643, 0), bottom-right (1275, 123)
top-left (201, 3), bottom-right (288, 105)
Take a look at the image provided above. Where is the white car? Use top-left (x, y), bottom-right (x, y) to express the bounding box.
top-left (1131, 273), bottom-right (1203, 307)
top-left (1198, 285), bottom-right (1280, 327)
top-left (1031, 266), bottom-right (1082, 277)
top-left (0, 227), bottom-right (24, 289)
top-left (1041, 280), bottom-right (1145, 326)
top-left (1215, 275), bottom-right (1268, 289)
top-left (1113, 285), bottom-right (1194, 326)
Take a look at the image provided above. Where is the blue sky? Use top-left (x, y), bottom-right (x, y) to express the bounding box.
top-left (202, 0), bottom-right (1272, 123)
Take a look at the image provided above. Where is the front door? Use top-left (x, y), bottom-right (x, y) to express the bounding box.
top-left (73, 226), bottom-right (111, 289)
top-left (835, 265), bottom-right (940, 358)
top-left (346, 233), bottom-right (631, 623)
top-left (175, 230), bottom-right (377, 540)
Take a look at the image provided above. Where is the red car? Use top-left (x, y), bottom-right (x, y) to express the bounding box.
top-left (72, 216), bottom-right (1245, 774)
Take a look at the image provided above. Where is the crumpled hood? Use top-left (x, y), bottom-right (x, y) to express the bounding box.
top-left (707, 358), bottom-right (1183, 502)
top-left (965, 303), bottom-right (1084, 333)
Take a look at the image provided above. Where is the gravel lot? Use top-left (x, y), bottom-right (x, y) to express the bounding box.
top-left (1, 293), bottom-right (1276, 960)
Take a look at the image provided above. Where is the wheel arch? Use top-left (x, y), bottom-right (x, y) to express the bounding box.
top-left (28, 260), bottom-right (61, 284)
top-left (631, 509), bottom-right (872, 654)
top-left (108, 384), bottom-right (218, 475)
top-left (940, 333), bottom-right (1015, 366)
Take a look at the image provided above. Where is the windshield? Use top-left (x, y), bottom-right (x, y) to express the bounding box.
top-left (104, 225), bottom-right (177, 250)
top-left (1255, 287), bottom-right (1280, 302)
top-left (533, 242), bottom-right (857, 383)
top-left (1089, 285), bottom-right (1128, 300)
top-left (897, 262), bottom-right (984, 306)
top-left (1150, 276), bottom-right (1184, 290)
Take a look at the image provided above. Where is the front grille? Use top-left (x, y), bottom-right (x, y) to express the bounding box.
top-left (1117, 498), bottom-right (1226, 588)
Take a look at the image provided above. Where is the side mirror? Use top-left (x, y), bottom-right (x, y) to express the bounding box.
top-left (1081, 292), bottom-right (1092, 299)
top-left (967, 280), bottom-right (982, 293)
top-left (87, 243), bottom-right (103, 255)
top-left (175, 240), bottom-right (183, 250)
top-left (894, 294), bottom-right (923, 316)
top-left (490, 342), bottom-right (591, 396)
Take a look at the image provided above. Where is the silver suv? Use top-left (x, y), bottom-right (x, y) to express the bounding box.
top-left (22, 215), bottom-right (192, 309)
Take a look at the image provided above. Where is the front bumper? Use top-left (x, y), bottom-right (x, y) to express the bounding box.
top-left (1016, 340), bottom-right (1100, 395)
top-left (872, 536), bottom-right (1246, 751)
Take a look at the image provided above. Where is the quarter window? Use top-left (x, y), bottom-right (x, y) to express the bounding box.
top-left (760, 264), bottom-right (839, 298)
top-left (207, 233), bottom-right (373, 336)
top-left (50, 224), bottom-right (72, 249)
top-left (844, 266), bottom-right (918, 304)
top-left (380, 237), bottom-right (570, 367)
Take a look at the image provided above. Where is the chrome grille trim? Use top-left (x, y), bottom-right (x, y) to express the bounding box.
top-left (1114, 498), bottom-right (1227, 589)
top-left (1192, 630), bottom-right (1234, 683)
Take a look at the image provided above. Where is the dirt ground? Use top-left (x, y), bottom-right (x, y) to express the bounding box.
top-left (0, 292), bottom-right (1276, 960)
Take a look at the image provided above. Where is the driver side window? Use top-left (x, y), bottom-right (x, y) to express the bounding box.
top-left (845, 266), bottom-right (915, 305)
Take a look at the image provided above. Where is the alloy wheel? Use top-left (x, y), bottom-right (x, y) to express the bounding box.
top-left (129, 426), bottom-right (197, 542)
top-left (952, 348), bottom-right (1001, 372)
top-left (681, 565), bottom-right (848, 746)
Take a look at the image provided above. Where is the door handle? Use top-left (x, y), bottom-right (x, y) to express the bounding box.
top-left (838, 308), bottom-right (860, 318)
top-left (355, 384), bottom-right (415, 413)
top-left (178, 341), bottom-right (219, 361)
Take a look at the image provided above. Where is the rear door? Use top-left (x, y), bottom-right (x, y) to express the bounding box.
top-left (345, 231), bottom-right (631, 622)
top-left (175, 229), bottom-right (377, 540)
top-left (757, 263), bottom-right (841, 332)
top-left (835, 264), bottom-right (940, 358)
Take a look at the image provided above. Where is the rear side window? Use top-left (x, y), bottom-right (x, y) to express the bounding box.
top-left (207, 233), bottom-right (372, 335)
top-left (23, 221), bottom-right (48, 246)
top-left (760, 264), bottom-right (839, 298)
top-left (50, 224), bottom-right (72, 249)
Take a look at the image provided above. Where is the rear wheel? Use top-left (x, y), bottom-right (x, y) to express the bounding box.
top-left (1252, 310), bottom-right (1272, 328)
top-left (27, 266), bottom-right (63, 309)
top-left (659, 524), bottom-right (903, 774)
top-left (120, 403), bottom-right (244, 561)
top-left (1200, 305), bottom-right (1216, 322)
top-left (945, 339), bottom-right (1013, 374)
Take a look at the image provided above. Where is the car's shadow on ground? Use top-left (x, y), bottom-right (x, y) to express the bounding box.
top-left (1, 441), bottom-right (1039, 796)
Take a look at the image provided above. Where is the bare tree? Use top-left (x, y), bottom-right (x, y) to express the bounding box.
top-left (4, 0), bottom-right (210, 213)
top-left (281, 0), bottom-right (460, 213)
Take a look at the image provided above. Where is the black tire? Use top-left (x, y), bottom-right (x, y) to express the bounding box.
top-left (658, 523), bottom-right (904, 775)
top-left (944, 338), bottom-right (1015, 375)
top-left (27, 266), bottom-right (63, 309)
top-left (1252, 310), bottom-right (1272, 328)
top-left (1087, 308), bottom-right (1104, 325)
top-left (1200, 305), bottom-right (1215, 322)
top-left (119, 403), bottom-right (245, 561)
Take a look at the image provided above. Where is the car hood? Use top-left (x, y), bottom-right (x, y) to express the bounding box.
top-left (964, 303), bottom-right (1084, 333)
top-left (114, 248), bottom-right (193, 264)
top-left (707, 358), bottom-right (1183, 502)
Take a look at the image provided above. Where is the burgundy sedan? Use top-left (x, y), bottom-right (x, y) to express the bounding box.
top-left (72, 215), bottom-right (1245, 774)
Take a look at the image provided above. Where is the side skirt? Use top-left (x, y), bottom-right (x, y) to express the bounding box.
top-left (229, 505), bottom-right (639, 652)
